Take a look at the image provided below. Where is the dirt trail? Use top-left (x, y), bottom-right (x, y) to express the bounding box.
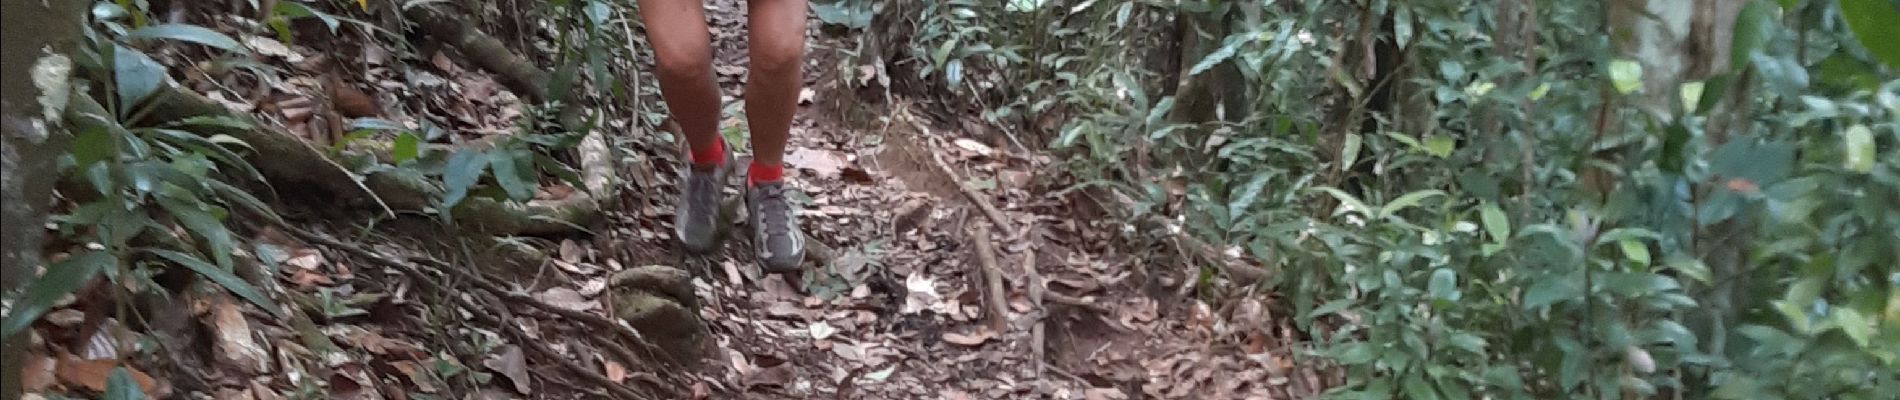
top-left (12, 1), bottom-right (1320, 398)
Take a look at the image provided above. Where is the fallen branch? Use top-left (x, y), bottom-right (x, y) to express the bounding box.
top-left (1043, 292), bottom-right (1113, 314)
top-left (972, 222), bottom-right (1010, 333)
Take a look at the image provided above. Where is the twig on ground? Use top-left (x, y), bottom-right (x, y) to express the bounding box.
top-left (471, 290), bottom-right (652, 400)
top-left (1022, 223), bottom-right (1047, 380)
top-left (972, 222), bottom-right (1010, 333)
top-left (904, 110), bottom-right (1014, 232)
top-left (1043, 292), bottom-right (1113, 314)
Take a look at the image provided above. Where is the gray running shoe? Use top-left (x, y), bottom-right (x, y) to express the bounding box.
top-left (746, 181), bottom-right (805, 272)
top-left (675, 142), bottom-right (733, 253)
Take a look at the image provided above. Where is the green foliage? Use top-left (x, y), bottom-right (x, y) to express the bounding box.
top-left (3, 1), bottom-right (286, 337)
top-left (885, 0), bottom-right (1900, 397)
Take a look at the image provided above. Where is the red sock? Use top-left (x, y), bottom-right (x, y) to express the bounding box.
top-left (690, 139), bottom-right (725, 166)
top-left (747, 161), bottom-right (784, 186)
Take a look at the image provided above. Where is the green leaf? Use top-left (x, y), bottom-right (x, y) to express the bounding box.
top-left (146, 129), bottom-right (263, 182)
top-left (125, 24), bottom-right (248, 53)
top-left (488, 149), bottom-right (534, 202)
top-left (1835, 308), bottom-right (1874, 348)
top-left (1423, 134), bottom-right (1454, 158)
top-left (1380, 190), bottom-right (1444, 218)
top-left (1480, 202), bottom-right (1510, 243)
top-left (72, 121), bottom-right (117, 169)
top-left (1340, 133), bottom-right (1362, 171)
top-left (114, 44), bottom-right (167, 114)
top-left (274, 1), bottom-right (339, 33)
top-left (440, 150), bottom-right (489, 208)
top-left (1728, 0), bottom-right (1777, 71)
top-left (1841, 0), bottom-right (1900, 70)
top-left (155, 195), bottom-right (233, 270)
top-left (104, 367), bottom-right (145, 400)
top-left (1227, 172), bottom-right (1275, 213)
top-left (1609, 59), bottom-right (1644, 95)
top-left (0, 251), bottom-right (115, 336)
top-left (1523, 278), bottom-right (1580, 310)
top-left (392, 132), bottom-right (421, 164)
top-left (1311, 187), bottom-right (1374, 219)
top-left (1402, 374), bottom-right (1442, 400)
top-left (208, 179), bottom-right (282, 224)
top-left (1189, 34), bottom-right (1248, 76)
top-left (162, 115), bottom-right (253, 131)
top-left (1843, 125), bottom-right (1876, 173)
top-left (1618, 238), bottom-right (1651, 266)
top-left (1428, 268), bottom-right (1459, 301)
top-left (145, 249), bottom-right (283, 318)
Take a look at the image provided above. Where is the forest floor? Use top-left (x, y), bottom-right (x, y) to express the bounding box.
top-left (17, 1), bottom-right (1329, 399)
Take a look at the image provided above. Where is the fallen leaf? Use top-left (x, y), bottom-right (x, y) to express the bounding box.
top-left (79, 318), bottom-right (136, 360)
top-left (243, 36), bottom-right (299, 62)
top-left (388, 360), bottom-right (438, 393)
top-left (483, 346), bottom-right (532, 395)
top-left (742, 363), bottom-right (795, 388)
top-left (1085, 387), bottom-right (1129, 400)
top-left (942, 329), bottom-right (994, 347)
top-left (954, 138), bottom-right (994, 157)
top-left (535, 287), bottom-right (598, 312)
top-left (832, 341), bottom-right (865, 361)
top-left (798, 88), bottom-right (816, 105)
top-left (285, 248), bottom-right (325, 270)
top-left (55, 356), bottom-right (158, 396)
top-left (431, 51), bottom-right (455, 72)
top-left (210, 296), bottom-right (272, 374)
top-left (787, 148), bottom-right (850, 177)
top-left (559, 240), bottom-right (584, 263)
top-left (809, 321), bottom-right (838, 340)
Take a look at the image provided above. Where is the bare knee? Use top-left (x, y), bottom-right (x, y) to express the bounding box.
top-left (654, 44), bottom-right (712, 80)
top-left (749, 37), bottom-right (804, 76)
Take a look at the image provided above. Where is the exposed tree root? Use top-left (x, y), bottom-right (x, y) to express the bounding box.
top-left (283, 225), bottom-right (681, 399)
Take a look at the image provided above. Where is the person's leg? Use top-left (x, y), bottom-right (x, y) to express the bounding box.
top-left (742, 0), bottom-right (806, 183)
top-left (638, 0), bottom-right (723, 165)
top-left (641, 0), bottom-right (731, 252)
top-left (742, 0), bottom-right (808, 271)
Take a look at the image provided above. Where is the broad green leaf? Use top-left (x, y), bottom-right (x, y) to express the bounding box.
top-left (145, 249), bottom-right (283, 318)
top-left (1618, 238), bottom-right (1651, 266)
top-left (1523, 278), bottom-right (1580, 310)
top-left (1227, 172), bottom-right (1275, 213)
top-left (1609, 59), bottom-right (1643, 95)
top-left (392, 132), bottom-right (421, 164)
top-left (1834, 308), bottom-right (1874, 348)
top-left (1423, 135), bottom-right (1454, 158)
top-left (1340, 133), bottom-right (1362, 171)
top-left (1448, 332), bottom-right (1486, 353)
top-left (440, 150), bottom-right (488, 208)
top-left (1480, 202), bottom-right (1510, 243)
top-left (1402, 374), bottom-right (1442, 400)
top-left (104, 367), bottom-right (145, 400)
top-left (126, 24), bottom-right (247, 53)
top-left (1311, 187), bottom-right (1374, 219)
top-left (0, 251), bottom-right (115, 336)
top-left (1428, 268), bottom-right (1459, 301)
top-left (1528, 82), bottom-right (1551, 101)
top-left (1380, 190), bottom-right (1444, 218)
top-left (155, 195), bottom-right (233, 270)
top-left (114, 44), bottom-right (167, 114)
top-left (1843, 125), bottom-right (1875, 173)
top-left (72, 121), bottom-right (117, 169)
top-left (488, 149), bottom-right (534, 202)
top-left (1841, 0), bottom-right (1900, 70)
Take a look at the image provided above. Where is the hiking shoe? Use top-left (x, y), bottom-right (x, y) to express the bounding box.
top-left (675, 142), bottom-right (734, 253)
top-left (746, 181), bottom-right (805, 272)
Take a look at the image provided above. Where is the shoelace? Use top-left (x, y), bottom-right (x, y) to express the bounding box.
top-left (754, 184), bottom-right (794, 236)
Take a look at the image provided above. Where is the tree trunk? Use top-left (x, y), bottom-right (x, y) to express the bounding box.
top-left (1, 1), bottom-right (86, 398)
